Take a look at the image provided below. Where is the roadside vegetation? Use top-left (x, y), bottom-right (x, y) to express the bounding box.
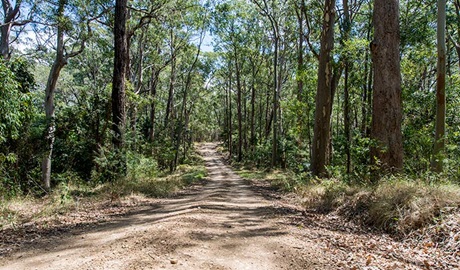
top-left (1, 0), bottom-right (460, 264)
top-left (0, 149), bottom-right (206, 231)
top-left (236, 165), bottom-right (460, 249)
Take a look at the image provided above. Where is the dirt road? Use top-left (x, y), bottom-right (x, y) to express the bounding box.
top-left (0, 143), bottom-right (445, 269)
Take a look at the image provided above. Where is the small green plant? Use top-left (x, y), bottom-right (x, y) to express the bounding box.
top-left (0, 207), bottom-right (18, 230)
top-left (126, 150), bottom-right (159, 181)
top-left (92, 146), bottom-right (127, 183)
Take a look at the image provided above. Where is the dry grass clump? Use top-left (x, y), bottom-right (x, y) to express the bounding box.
top-left (235, 165), bottom-right (460, 236)
top-left (300, 179), bottom-right (363, 213)
top-left (301, 177), bottom-right (460, 234)
top-left (367, 179), bottom-right (460, 233)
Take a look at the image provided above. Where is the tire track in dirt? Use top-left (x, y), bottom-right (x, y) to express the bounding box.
top-left (2, 143), bottom-right (432, 269)
top-left (0, 143), bottom-right (321, 269)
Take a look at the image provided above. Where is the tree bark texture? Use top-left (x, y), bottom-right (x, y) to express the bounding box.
top-left (112, 0), bottom-right (128, 149)
top-left (250, 64), bottom-right (256, 151)
top-left (174, 42), bottom-right (201, 170)
top-left (431, 0), bottom-right (446, 172)
top-left (311, 0), bottom-right (335, 177)
top-left (370, 0), bottom-right (403, 174)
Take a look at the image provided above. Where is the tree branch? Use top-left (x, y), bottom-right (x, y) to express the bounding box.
top-left (303, 12), bottom-right (319, 59)
top-left (12, 19), bottom-right (31, 26)
top-left (65, 20), bottom-right (92, 59)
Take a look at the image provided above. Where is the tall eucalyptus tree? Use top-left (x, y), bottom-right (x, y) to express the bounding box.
top-left (311, 0), bottom-right (336, 177)
top-left (431, 0), bottom-right (446, 172)
top-left (111, 0), bottom-right (128, 151)
top-left (38, 0), bottom-right (97, 190)
top-left (370, 0), bottom-right (403, 175)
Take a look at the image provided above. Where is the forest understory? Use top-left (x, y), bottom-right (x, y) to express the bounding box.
top-left (0, 143), bottom-right (458, 269)
top-left (1, 0), bottom-right (460, 268)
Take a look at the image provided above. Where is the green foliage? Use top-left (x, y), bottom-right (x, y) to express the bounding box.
top-left (52, 86), bottom-right (110, 181)
top-left (0, 62), bottom-right (30, 143)
top-left (0, 0), bottom-right (459, 224)
top-left (180, 165), bottom-right (207, 185)
top-left (8, 58), bottom-right (36, 94)
top-left (126, 150), bottom-right (159, 181)
top-left (0, 153), bottom-right (20, 197)
top-left (92, 146), bottom-right (127, 183)
top-left (108, 163), bottom-right (206, 198)
top-left (0, 59), bottom-right (35, 195)
top-left (251, 141), bottom-right (273, 167)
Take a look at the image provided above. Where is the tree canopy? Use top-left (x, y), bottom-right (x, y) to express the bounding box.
top-left (0, 0), bottom-right (459, 195)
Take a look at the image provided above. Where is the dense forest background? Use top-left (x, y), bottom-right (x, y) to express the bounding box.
top-left (1, 0), bottom-right (460, 198)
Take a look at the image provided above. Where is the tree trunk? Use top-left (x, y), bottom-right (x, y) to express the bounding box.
top-left (42, 43), bottom-right (65, 190)
top-left (1, 0), bottom-right (21, 60)
top-left (112, 0), bottom-right (128, 149)
top-left (271, 34), bottom-right (279, 167)
top-left (234, 47), bottom-right (243, 162)
top-left (342, 0), bottom-right (351, 175)
top-left (250, 64), bottom-right (256, 151)
top-left (228, 68), bottom-right (233, 158)
top-left (174, 42), bottom-right (201, 170)
top-left (454, 0), bottom-right (460, 70)
top-left (311, 0), bottom-right (336, 177)
top-left (243, 80), bottom-right (248, 152)
top-left (361, 12), bottom-right (373, 137)
top-left (344, 64), bottom-right (351, 174)
top-left (0, 20), bottom-right (12, 59)
top-left (295, 1), bottom-right (305, 152)
top-left (431, 0), bottom-right (446, 172)
top-left (164, 30), bottom-right (176, 129)
top-left (295, 0), bottom-right (305, 101)
top-left (130, 29), bottom-right (145, 149)
top-left (258, 84), bottom-right (263, 143)
top-left (149, 67), bottom-right (160, 143)
top-left (455, 42), bottom-right (460, 71)
top-left (265, 88), bottom-right (272, 138)
top-left (183, 108), bottom-right (191, 160)
top-left (361, 52), bottom-right (371, 136)
top-left (224, 81), bottom-right (229, 145)
top-left (41, 0), bottom-right (67, 191)
top-left (370, 0), bottom-right (403, 175)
